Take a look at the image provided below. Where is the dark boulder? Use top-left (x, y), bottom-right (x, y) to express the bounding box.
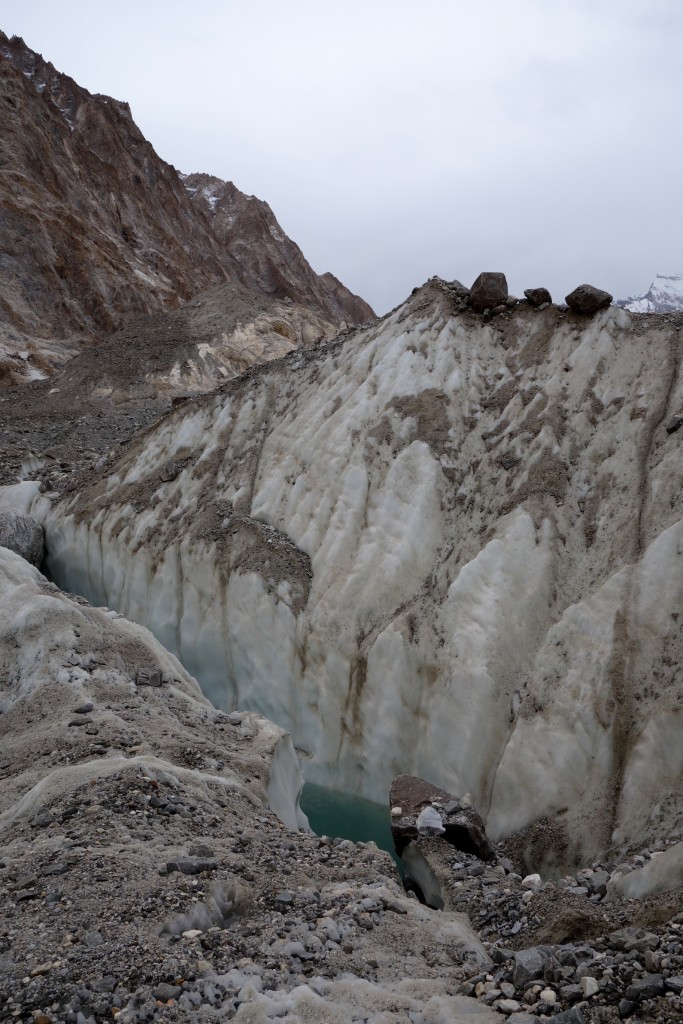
top-left (0, 509), bottom-right (44, 567)
top-left (389, 774), bottom-right (495, 860)
top-left (469, 272), bottom-right (508, 313)
top-left (565, 284), bottom-right (613, 314)
top-left (524, 287), bottom-right (552, 307)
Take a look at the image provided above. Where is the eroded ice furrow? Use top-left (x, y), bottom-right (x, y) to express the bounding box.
top-left (9, 281), bottom-right (683, 867)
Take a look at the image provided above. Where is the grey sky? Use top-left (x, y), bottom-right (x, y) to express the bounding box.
top-left (5, 1), bottom-right (683, 314)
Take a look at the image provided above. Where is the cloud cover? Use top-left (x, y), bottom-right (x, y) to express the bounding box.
top-left (5, 0), bottom-right (683, 313)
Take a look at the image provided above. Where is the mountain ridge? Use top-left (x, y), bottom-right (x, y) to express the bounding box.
top-left (0, 31), bottom-right (373, 385)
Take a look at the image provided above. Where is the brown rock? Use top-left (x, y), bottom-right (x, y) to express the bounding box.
top-left (524, 287), bottom-right (552, 307)
top-left (469, 272), bottom-right (508, 313)
top-left (389, 774), bottom-right (495, 860)
top-left (565, 284), bottom-right (613, 314)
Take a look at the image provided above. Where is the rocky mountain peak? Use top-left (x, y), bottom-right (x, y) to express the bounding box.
top-left (0, 31), bottom-right (374, 385)
top-left (182, 171), bottom-right (375, 326)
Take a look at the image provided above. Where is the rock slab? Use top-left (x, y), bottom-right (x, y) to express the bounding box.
top-left (0, 509), bottom-right (44, 566)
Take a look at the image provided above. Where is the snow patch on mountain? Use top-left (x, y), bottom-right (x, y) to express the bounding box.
top-left (618, 273), bottom-right (683, 313)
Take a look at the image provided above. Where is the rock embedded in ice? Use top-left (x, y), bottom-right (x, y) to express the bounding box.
top-left (469, 271), bottom-right (508, 312)
top-left (0, 508), bottom-right (44, 566)
top-left (565, 283), bottom-right (613, 314)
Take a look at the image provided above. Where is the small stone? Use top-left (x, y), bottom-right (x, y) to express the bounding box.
top-left (665, 976), bottom-right (683, 993)
top-left (498, 999), bottom-right (521, 1014)
top-left (540, 987), bottom-right (557, 1004)
top-left (30, 962), bottom-right (52, 977)
top-left (154, 983), bottom-right (182, 1000)
top-left (159, 460), bottom-right (178, 482)
top-left (84, 930), bottom-right (104, 947)
top-left (580, 976), bottom-right (599, 998)
top-left (553, 1010), bottom-right (586, 1024)
top-left (181, 929), bottom-right (203, 939)
top-left (391, 806), bottom-right (402, 817)
top-left (74, 702), bottom-right (94, 714)
top-left (522, 873), bottom-right (542, 890)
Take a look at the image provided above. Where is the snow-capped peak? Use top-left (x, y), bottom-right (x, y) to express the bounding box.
top-left (618, 272), bottom-right (683, 313)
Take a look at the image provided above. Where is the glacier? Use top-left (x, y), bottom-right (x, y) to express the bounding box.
top-left (11, 278), bottom-right (683, 869)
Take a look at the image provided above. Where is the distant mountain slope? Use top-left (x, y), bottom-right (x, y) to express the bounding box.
top-left (0, 31), bottom-right (373, 385)
top-left (182, 173), bottom-right (375, 326)
top-left (617, 273), bottom-right (683, 313)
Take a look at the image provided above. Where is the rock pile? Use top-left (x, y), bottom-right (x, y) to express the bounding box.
top-left (392, 776), bottom-right (683, 1022)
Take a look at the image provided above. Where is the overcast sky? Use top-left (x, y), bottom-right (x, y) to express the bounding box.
top-left (5, 1), bottom-right (683, 314)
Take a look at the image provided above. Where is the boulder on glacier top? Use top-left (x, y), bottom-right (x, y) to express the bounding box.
top-left (469, 272), bottom-right (508, 313)
top-left (565, 284), bottom-right (613, 314)
top-left (389, 775), bottom-right (495, 861)
top-left (524, 287), bottom-right (552, 307)
top-left (0, 508), bottom-right (44, 566)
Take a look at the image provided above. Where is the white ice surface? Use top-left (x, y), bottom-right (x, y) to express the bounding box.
top-left (12, 287), bottom-right (683, 864)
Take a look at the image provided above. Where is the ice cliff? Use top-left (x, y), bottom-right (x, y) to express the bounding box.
top-left (24, 278), bottom-right (683, 868)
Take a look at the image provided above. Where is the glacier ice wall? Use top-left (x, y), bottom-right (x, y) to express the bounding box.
top-left (25, 280), bottom-right (683, 865)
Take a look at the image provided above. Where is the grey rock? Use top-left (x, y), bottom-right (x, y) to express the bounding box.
top-left (508, 1016), bottom-right (541, 1024)
top-left (91, 976), bottom-right (116, 993)
top-left (449, 279), bottom-right (470, 299)
top-left (565, 284), bottom-right (613, 314)
top-left (160, 460), bottom-right (178, 482)
top-left (553, 1010), bottom-right (586, 1024)
top-left (625, 973), bottom-right (664, 1001)
top-left (524, 287), bottom-right (552, 307)
top-left (618, 999), bottom-right (636, 1019)
top-left (74, 702), bottom-right (94, 714)
top-left (84, 929), bottom-right (104, 947)
top-left (469, 272), bottom-right (508, 313)
top-left (513, 946), bottom-right (548, 989)
top-left (166, 859), bottom-right (217, 875)
top-left (0, 509), bottom-right (44, 567)
top-left (666, 414), bottom-right (683, 434)
top-left (665, 976), bottom-right (683, 993)
top-left (154, 983), bottom-right (182, 1000)
top-left (135, 667), bottom-right (162, 687)
top-left (609, 927), bottom-right (659, 953)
